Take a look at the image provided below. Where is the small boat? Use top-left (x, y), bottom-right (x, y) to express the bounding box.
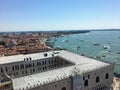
top-left (102, 55), bottom-right (106, 57)
top-left (103, 45), bottom-right (110, 49)
top-left (93, 43), bottom-right (100, 46)
top-left (62, 40), bottom-right (69, 43)
top-left (65, 40), bottom-right (69, 42)
top-left (77, 46), bottom-right (80, 50)
top-left (80, 40), bottom-right (84, 42)
top-left (96, 56), bottom-right (101, 59)
top-left (119, 36), bottom-right (120, 39)
top-left (56, 46), bottom-right (63, 50)
top-left (81, 53), bottom-right (84, 56)
top-left (116, 57), bottom-right (120, 60)
top-left (108, 50), bottom-right (111, 52)
top-left (117, 52), bottom-right (120, 54)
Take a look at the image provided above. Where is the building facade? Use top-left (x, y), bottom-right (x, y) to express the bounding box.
top-left (0, 50), bottom-right (114, 90)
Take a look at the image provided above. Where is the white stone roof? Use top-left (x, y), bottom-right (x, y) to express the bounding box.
top-left (13, 66), bottom-right (74, 90)
top-left (58, 50), bottom-right (110, 66)
top-left (0, 51), bottom-right (58, 65)
top-left (13, 62), bottom-right (110, 90)
top-left (12, 50), bottom-right (111, 90)
top-left (58, 50), bottom-right (91, 65)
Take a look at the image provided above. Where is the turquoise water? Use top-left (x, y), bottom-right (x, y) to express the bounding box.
top-left (49, 31), bottom-right (120, 74)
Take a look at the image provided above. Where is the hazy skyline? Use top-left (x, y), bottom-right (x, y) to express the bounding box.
top-left (0, 0), bottom-right (120, 32)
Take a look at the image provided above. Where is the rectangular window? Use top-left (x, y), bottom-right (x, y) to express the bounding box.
top-left (45, 61), bottom-right (46, 64)
top-left (51, 60), bottom-right (53, 63)
top-left (55, 59), bottom-right (56, 63)
top-left (39, 62), bottom-right (41, 66)
top-left (43, 67), bottom-right (44, 70)
top-left (25, 64), bottom-right (29, 68)
top-left (33, 69), bottom-right (35, 72)
top-left (5, 67), bottom-right (7, 72)
top-left (29, 64), bottom-right (32, 67)
top-left (49, 60), bottom-right (50, 64)
top-left (26, 70), bottom-right (27, 74)
top-left (12, 66), bottom-right (14, 71)
top-left (1, 67), bottom-right (3, 73)
top-left (37, 62), bottom-right (39, 66)
top-left (20, 64), bottom-right (24, 69)
top-left (15, 65), bottom-right (19, 70)
top-left (42, 61), bottom-right (44, 65)
top-left (37, 62), bottom-right (41, 66)
top-left (32, 63), bottom-right (35, 67)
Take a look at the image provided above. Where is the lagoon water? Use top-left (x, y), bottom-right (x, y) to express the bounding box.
top-left (50, 31), bottom-right (120, 74)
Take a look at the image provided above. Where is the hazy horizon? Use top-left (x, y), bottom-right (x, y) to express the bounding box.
top-left (0, 29), bottom-right (120, 33)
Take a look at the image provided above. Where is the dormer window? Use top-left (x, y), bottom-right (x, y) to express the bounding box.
top-left (52, 54), bottom-right (54, 57)
top-left (29, 57), bottom-right (32, 61)
top-left (24, 58), bottom-right (25, 61)
top-left (24, 57), bottom-right (32, 61)
top-left (44, 53), bottom-right (47, 57)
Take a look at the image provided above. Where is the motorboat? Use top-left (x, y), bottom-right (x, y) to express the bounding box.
top-left (103, 45), bottom-right (110, 49)
top-left (77, 46), bottom-right (80, 50)
top-left (93, 43), bottom-right (100, 46)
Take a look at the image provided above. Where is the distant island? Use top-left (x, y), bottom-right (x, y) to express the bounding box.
top-left (1, 29), bottom-right (120, 34)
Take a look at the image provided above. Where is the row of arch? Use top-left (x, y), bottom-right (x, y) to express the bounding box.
top-left (61, 73), bottom-right (109, 90)
top-left (84, 73), bottom-right (109, 87)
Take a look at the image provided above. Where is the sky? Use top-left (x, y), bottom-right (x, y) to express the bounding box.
top-left (0, 0), bottom-right (120, 32)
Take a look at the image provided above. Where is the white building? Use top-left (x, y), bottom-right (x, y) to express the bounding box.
top-left (0, 50), bottom-right (114, 90)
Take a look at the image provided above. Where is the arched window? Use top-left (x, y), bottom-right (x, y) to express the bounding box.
top-left (62, 87), bottom-right (66, 90)
top-left (84, 80), bottom-right (88, 87)
top-left (105, 73), bottom-right (109, 79)
top-left (96, 76), bottom-right (100, 83)
top-left (26, 58), bottom-right (28, 61)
